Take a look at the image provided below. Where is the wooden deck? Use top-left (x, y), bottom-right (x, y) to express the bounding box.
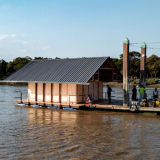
top-left (15, 99), bottom-right (160, 113)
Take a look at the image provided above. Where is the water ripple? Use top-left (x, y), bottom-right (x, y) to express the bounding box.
top-left (1, 85), bottom-right (160, 159)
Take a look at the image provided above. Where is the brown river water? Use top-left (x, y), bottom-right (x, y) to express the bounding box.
top-left (1, 85), bottom-right (160, 160)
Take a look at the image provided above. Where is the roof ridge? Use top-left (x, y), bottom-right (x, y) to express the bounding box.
top-left (31, 56), bottom-right (109, 61)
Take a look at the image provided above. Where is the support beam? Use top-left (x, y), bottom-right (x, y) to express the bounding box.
top-left (123, 37), bottom-right (130, 107)
top-left (59, 84), bottom-right (61, 103)
top-left (35, 83), bottom-right (37, 102)
top-left (98, 70), bottom-right (99, 81)
top-left (140, 42), bottom-right (147, 87)
top-left (43, 83), bottom-right (45, 102)
top-left (76, 84), bottom-right (78, 103)
top-left (51, 83), bottom-right (53, 103)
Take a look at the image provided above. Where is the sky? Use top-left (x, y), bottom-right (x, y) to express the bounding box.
top-left (0, 0), bottom-right (160, 62)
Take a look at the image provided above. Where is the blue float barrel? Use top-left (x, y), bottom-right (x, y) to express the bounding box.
top-left (31, 104), bottom-right (39, 107)
top-left (18, 103), bottom-right (26, 106)
top-left (48, 106), bottom-right (58, 109)
top-left (63, 108), bottom-right (76, 111)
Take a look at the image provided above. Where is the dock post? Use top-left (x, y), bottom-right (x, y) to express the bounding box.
top-left (123, 37), bottom-right (130, 107)
top-left (140, 42), bottom-right (147, 88)
top-left (60, 94), bottom-right (62, 109)
top-left (69, 95), bottom-right (71, 108)
top-left (20, 91), bottom-right (22, 103)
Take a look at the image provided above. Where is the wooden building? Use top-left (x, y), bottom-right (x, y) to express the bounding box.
top-left (4, 57), bottom-right (122, 104)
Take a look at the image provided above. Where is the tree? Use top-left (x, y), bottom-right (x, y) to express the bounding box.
top-left (146, 54), bottom-right (160, 78)
top-left (34, 57), bottom-right (50, 60)
top-left (111, 58), bottom-right (123, 74)
top-left (6, 57), bottom-right (31, 75)
top-left (116, 51), bottom-right (140, 78)
top-left (55, 57), bottom-right (61, 59)
top-left (128, 51), bottom-right (140, 78)
top-left (0, 59), bottom-right (8, 79)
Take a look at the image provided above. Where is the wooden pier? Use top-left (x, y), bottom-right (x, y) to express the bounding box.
top-left (15, 99), bottom-right (160, 114)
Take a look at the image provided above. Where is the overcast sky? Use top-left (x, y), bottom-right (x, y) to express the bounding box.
top-left (0, 0), bottom-right (160, 62)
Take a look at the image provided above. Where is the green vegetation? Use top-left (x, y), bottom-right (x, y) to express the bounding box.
top-left (130, 78), bottom-right (159, 85)
top-left (111, 52), bottom-right (160, 80)
top-left (0, 57), bottom-right (52, 80)
top-left (146, 55), bottom-right (160, 78)
top-left (0, 60), bottom-right (7, 79)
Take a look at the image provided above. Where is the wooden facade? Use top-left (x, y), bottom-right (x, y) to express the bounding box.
top-left (28, 81), bottom-right (103, 104)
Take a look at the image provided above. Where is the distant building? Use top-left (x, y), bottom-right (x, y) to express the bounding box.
top-left (4, 57), bottom-right (122, 104)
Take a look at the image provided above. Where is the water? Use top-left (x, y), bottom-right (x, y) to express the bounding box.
top-left (103, 87), bottom-right (160, 100)
top-left (1, 85), bottom-right (160, 159)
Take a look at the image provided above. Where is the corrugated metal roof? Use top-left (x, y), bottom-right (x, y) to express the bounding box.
top-left (4, 57), bottom-right (109, 84)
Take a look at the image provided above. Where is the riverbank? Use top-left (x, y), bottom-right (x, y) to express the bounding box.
top-left (0, 82), bottom-right (27, 86)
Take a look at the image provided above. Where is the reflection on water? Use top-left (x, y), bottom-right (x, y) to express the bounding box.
top-left (1, 85), bottom-right (160, 159)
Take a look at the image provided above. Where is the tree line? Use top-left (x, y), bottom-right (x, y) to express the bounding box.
top-left (112, 51), bottom-right (160, 79)
top-left (0, 52), bottom-right (160, 80)
top-left (0, 57), bottom-right (54, 80)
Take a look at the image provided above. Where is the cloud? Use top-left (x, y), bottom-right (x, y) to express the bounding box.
top-left (20, 49), bottom-right (26, 52)
top-left (11, 40), bottom-right (28, 44)
top-left (0, 34), bottom-right (8, 41)
top-left (0, 33), bottom-right (17, 41)
top-left (10, 34), bottom-right (16, 37)
top-left (21, 34), bottom-right (26, 36)
top-left (42, 46), bottom-right (50, 50)
top-left (21, 41), bottom-right (28, 44)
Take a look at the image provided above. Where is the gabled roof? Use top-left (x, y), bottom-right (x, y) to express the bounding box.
top-left (4, 57), bottom-right (109, 85)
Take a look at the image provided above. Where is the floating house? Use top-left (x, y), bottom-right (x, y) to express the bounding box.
top-left (4, 57), bottom-right (122, 105)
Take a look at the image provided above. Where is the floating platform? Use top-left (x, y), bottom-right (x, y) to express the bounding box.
top-left (15, 99), bottom-right (160, 114)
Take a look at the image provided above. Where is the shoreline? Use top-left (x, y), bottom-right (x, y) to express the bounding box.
top-left (0, 82), bottom-right (27, 86)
